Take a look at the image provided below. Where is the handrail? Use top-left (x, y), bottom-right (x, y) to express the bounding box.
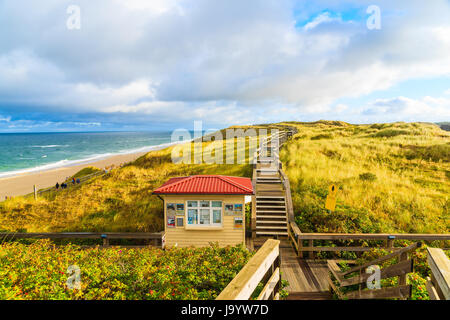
top-left (426, 247), bottom-right (450, 300)
top-left (279, 169), bottom-right (294, 222)
top-left (341, 242), bottom-right (421, 276)
top-left (216, 239), bottom-right (281, 300)
top-left (296, 233), bottom-right (450, 241)
top-left (0, 232), bottom-right (164, 247)
top-left (22, 170), bottom-right (107, 198)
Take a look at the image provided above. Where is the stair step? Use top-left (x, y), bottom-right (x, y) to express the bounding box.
top-left (257, 205), bottom-right (285, 208)
top-left (256, 210), bottom-right (286, 214)
top-left (256, 221), bottom-right (287, 224)
top-left (256, 231), bottom-right (289, 236)
top-left (256, 196), bottom-right (285, 199)
top-left (256, 215), bottom-right (287, 219)
top-left (256, 200), bottom-right (285, 204)
top-left (256, 225), bottom-right (288, 230)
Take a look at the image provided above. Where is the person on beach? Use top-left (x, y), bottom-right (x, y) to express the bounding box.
top-left (72, 178), bottom-right (76, 184)
top-left (76, 178), bottom-right (80, 184)
top-left (56, 182), bottom-right (59, 190)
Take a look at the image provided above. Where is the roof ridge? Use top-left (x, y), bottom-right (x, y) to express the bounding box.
top-left (159, 175), bottom-right (194, 191)
top-left (218, 175), bottom-right (254, 193)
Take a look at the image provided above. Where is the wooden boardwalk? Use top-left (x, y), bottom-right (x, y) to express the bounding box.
top-left (249, 238), bottom-right (332, 300)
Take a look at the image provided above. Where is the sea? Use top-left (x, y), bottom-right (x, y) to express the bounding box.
top-left (0, 131), bottom-right (174, 178)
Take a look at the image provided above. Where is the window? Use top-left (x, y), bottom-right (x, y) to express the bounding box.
top-left (186, 200), bottom-right (222, 227)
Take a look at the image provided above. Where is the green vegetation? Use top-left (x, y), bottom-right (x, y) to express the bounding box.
top-left (0, 129), bottom-right (275, 232)
top-left (70, 166), bottom-right (101, 179)
top-left (0, 240), bottom-right (251, 300)
top-left (280, 121), bottom-right (450, 234)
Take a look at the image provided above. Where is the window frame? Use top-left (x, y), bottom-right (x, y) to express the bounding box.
top-left (185, 200), bottom-right (223, 228)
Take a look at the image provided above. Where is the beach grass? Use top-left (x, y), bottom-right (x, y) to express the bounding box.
top-left (279, 121), bottom-right (449, 233)
top-left (0, 130), bottom-right (270, 232)
top-left (0, 121), bottom-right (448, 235)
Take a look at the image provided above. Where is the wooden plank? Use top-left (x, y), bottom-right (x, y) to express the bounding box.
top-left (345, 285), bottom-right (411, 299)
top-left (290, 221), bottom-right (301, 236)
top-left (340, 259), bottom-right (413, 287)
top-left (426, 277), bottom-right (441, 300)
top-left (217, 239), bottom-right (280, 300)
top-left (297, 233), bottom-right (450, 241)
top-left (286, 292), bottom-right (332, 300)
top-left (298, 246), bottom-right (401, 252)
top-left (327, 274), bottom-right (344, 299)
top-left (327, 260), bottom-right (344, 283)
top-left (427, 247), bottom-right (450, 299)
top-left (257, 267), bottom-right (280, 300)
top-left (340, 243), bottom-right (421, 276)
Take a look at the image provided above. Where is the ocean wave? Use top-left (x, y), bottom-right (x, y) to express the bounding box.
top-left (31, 145), bottom-right (68, 148)
top-left (0, 140), bottom-right (182, 179)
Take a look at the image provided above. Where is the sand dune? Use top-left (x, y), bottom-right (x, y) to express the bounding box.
top-left (0, 151), bottom-right (147, 200)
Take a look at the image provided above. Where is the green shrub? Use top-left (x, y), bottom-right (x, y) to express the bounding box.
top-left (311, 134), bottom-right (333, 140)
top-left (404, 144), bottom-right (450, 162)
top-left (371, 129), bottom-right (410, 138)
top-left (71, 166), bottom-right (101, 179)
top-left (0, 240), bottom-right (252, 300)
top-left (359, 172), bottom-right (377, 182)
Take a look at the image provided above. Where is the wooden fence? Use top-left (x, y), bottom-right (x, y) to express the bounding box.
top-left (33, 170), bottom-right (107, 197)
top-left (426, 247), bottom-right (450, 300)
top-left (329, 242), bottom-right (421, 299)
top-left (0, 232), bottom-right (164, 248)
top-left (217, 239), bottom-right (281, 300)
top-left (287, 227), bottom-right (450, 259)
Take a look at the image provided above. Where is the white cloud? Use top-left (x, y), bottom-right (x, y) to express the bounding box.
top-left (0, 0), bottom-right (450, 128)
top-left (303, 12), bottom-right (342, 31)
top-left (362, 96), bottom-right (450, 120)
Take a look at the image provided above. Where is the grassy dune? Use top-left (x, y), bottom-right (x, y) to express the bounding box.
top-left (280, 121), bottom-right (449, 233)
top-left (0, 131), bottom-right (269, 233)
top-left (0, 121), bottom-right (448, 235)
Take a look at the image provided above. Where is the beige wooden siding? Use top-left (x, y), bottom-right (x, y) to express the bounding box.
top-left (163, 194), bottom-right (246, 248)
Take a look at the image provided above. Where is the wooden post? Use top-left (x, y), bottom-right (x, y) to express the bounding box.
top-left (308, 239), bottom-right (314, 259)
top-left (386, 235), bottom-right (395, 252)
top-left (298, 237), bottom-right (303, 258)
top-left (34, 185), bottom-right (37, 200)
top-left (101, 234), bottom-right (109, 247)
top-left (399, 252), bottom-right (408, 287)
top-left (251, 195), bottom-right (256, 239)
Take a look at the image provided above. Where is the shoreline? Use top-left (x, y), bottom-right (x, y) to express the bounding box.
top-left (0, 149), bottom-right (157, 200)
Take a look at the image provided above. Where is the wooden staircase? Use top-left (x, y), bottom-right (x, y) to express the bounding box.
top-left (253, 132), bottom-right (289, 238)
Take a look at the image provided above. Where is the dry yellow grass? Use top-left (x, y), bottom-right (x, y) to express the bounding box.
top-left (280, 121), bottom-right (449, 233)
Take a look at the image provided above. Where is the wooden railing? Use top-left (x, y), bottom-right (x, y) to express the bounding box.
top-left (426, 247), bottom-right (450, 300)
top-left (36, 170), bottom-right (107, 195)
top-left (0, 232), bottom-right (164, 247)
top-left (279, 169), bottom-right (294, 222)
top-left (287, 231), bottom-right (450, 259)
top-left (217, 239), bottom-right (281, 300)
top-left (329, 242), bottom-right (421, 299)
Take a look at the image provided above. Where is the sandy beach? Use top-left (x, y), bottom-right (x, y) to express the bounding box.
top-left (0, 151), bottom-right (148, 199)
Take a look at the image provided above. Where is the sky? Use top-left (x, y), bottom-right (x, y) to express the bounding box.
top-left (0, 0), bottom-right (450, 132)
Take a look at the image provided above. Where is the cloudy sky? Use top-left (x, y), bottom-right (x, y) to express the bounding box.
top-left (0, 0), bottom-right (450, 132)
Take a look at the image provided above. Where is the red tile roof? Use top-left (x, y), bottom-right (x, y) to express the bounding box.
top-left (153, 175), bottom-right (254, 195)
